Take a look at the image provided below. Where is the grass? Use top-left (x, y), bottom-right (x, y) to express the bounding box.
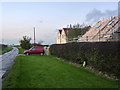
top-left (16, 46), bottom-right (27, 54)
top-left (0, 46), bottom-right (13, 55)
top-left (3, 55), bottom-right (119, 88)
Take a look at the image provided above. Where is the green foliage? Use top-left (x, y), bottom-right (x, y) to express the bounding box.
top-left (68, 26), bottom-right (91, 39)
top-left (0, 46), bottom-right (13, 55)
top-left (76, 47), bottom-right (86, 63)
top-left (19, 36), bottom-right (32, 49)
top-left (0, 44), bottom-right (7, 54)
top-left (16, 46), bottom-right (27, 54)
top-left (50, 42), bottom-right (120, 79)
top-left (3, 56), bottom-right (118, 88)
top-left (0, 44), bottom-right (7, 50)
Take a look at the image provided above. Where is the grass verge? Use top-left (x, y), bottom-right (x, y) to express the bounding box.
top-left (3, 55), bottom-right (119, 88)
top-left (0, 46), bottom-right (13, 55)
top-left (16, 46), bottom-right (27, 54)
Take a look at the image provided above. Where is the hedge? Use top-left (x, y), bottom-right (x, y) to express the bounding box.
top-left (50, 42), bottom-right (120, 79)
top-left (0, 44), bottom-right (7, 50)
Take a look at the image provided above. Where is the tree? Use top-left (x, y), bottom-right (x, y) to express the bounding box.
top-left (19, 36), bottom-right (32, 49)
top-left (68, 25), bottom-right (91, 39)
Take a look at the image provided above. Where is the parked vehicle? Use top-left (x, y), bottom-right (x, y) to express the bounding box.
top-left (24, 46), bottom-right (44, 55)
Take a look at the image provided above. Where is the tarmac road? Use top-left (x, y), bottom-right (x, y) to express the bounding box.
top-left (0, 47), bottom-right (19, 89)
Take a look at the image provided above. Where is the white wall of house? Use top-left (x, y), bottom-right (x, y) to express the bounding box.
top-left (61, 29), bottom-right (67, 44)
top-left (57, 30), bottom-right (63, 44)
top-left (56, 32), bottom-right (61, 44)
top-left (56, 29), bottom-right (68, 44)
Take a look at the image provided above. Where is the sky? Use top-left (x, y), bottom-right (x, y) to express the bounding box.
top-left (1, 1), bottom-right (119, 45)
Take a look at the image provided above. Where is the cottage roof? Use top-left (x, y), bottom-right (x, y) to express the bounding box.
top-left (63, 28), bottom-right (71, 34)
top-left (59, 30), bottom-right (62, 34)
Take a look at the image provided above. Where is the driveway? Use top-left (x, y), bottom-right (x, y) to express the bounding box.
top-left (0, 47), bottom-right (19, 89)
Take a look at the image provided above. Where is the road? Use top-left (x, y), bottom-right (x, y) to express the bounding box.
top-left (0, 47), bottom-right (19, 89)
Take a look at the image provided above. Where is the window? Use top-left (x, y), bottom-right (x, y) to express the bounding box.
top-left (31, 48), bottom-right (36, 51)
top-left (62, 35), bottom-right (64, 39)
top-left (96, 24), bottom-right (102, 29)
top-left (108, 21), bottom-right (114, 26)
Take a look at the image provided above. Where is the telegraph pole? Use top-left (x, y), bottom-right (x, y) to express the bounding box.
top-left (34, 27), bottom-right (35, 46)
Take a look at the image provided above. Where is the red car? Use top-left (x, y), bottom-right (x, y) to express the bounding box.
top-left (24, 46), bottom-right (44, 55)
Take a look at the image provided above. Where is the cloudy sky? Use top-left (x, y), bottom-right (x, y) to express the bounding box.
top-left (1, 1), bottom-right (119, 45)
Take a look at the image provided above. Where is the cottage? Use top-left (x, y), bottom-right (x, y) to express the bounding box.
top-left (56, 28), bottom-right (70, 44)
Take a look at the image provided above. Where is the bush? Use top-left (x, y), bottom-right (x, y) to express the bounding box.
top-left (0, 44), bottom-right (8, 50)
top-left (50, 42), bottom-right (120, 79)
top-left (0, 44), bottom-right (8, 54)
top-left (19, 36), bottom-right (32, 49)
